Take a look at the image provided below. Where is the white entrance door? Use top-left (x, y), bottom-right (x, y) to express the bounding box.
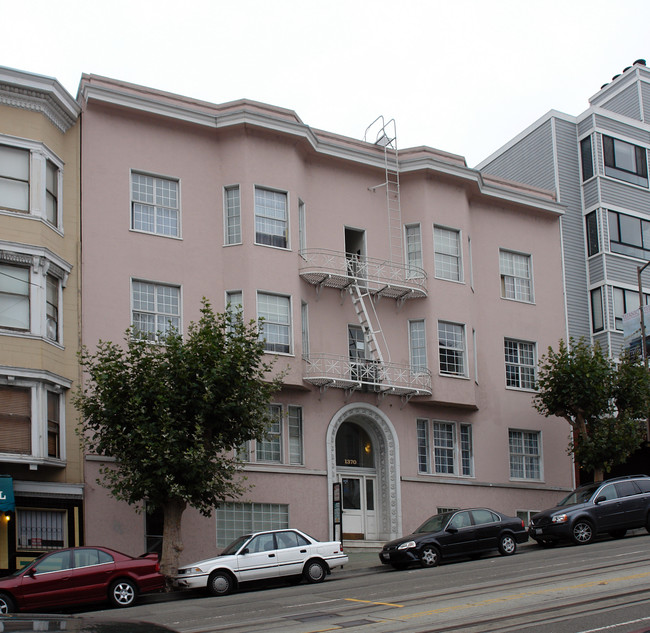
top-left (340, 475), bottom-right (377, 540)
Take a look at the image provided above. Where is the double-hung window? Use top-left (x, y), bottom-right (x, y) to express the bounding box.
top-left (438, 321), bottom-right (466, 377)
top-left (0, 140), bottom-right (63, 228)
top-left (504, 339), bottom-right (536, 390)
top-left (224, 185), bottom-right (241, 245)
top-left (0, 263), bottom-right (29, 331)
top-left (257, 292), bottom-right (291, 354)
top-left (131, 172), bottom-right (180, 237)
top-left (580, 136), bottom-right (594, 181)
top-left (0, 377), bottom-right (67, 464)
top-left (500, 250), bottom-right (533, 302)
top-left (257, 404), bottom-right (282, 462)
top-left (509, 429), bottom-right (541, 480)
top-left (0, 246), bottom-right (69, 342)
top-left (405, 224), bottom-right (423, 277)
top-left (434, 226), bottom-right (462, 281)
top-left (255, 187), bottom-right (288, 248)
top-left (0, 144), bottom-right (30, 213)
top-left (131, 280), bottom-right (180, 341)
top-left (244, 403), bottom-right (304, 466)
top-left (409, 320), bottom-right (427, 372)
top-left (603, 135), bottom-right (648, 187)
top-left (417, 418), bottom-right (473, 476)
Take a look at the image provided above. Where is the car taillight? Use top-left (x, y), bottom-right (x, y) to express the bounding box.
top-left (520, 519), bottom-right (525, 528)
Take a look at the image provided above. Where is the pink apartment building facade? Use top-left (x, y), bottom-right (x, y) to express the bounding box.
top-left (77, 75), bottom-right (574, 563)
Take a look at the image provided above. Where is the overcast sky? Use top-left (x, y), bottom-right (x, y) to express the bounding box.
top-left (4, 0), bottom-right (649, 166)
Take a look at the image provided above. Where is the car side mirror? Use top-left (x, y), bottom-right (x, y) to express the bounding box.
top-left (446, 526), bottom-right (458, 534)
top-left (595, 496), bottom-right (606, 505)
top-left (27, 568), bottom-right (36, 577)
top-left (241, 548), bottom-right (250, 555)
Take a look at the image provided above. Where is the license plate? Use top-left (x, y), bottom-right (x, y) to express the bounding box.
top-left (534, 528), bottom-right (542, 536)
top-left (381, 552), bottom-right (390, 560)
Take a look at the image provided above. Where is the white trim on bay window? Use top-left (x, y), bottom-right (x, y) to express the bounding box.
top-left (0, 135), bottom-right (64, 230)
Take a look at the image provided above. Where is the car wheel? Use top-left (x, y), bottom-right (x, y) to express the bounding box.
top-left (608, 529), bottom-right (627, 539)
top-left (571, 520), bottom-right (594, 545)
top-left (498, 534), bottom-right (517, 556)
top-left (419, 546), bottom-right (440, 568)
top-left (303, 559), bottom-right (327, 583)
top-left (0, 592), bottom-right (15, 614)
top-left (109, 579), bottom-right (137, 608)
top-left (207, 570), bottom-right (234, 596)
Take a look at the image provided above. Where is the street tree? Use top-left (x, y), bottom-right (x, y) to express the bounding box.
top-left (74, 300), bottom-right (284, 580)
top-left (533, 338), bottom-right (650, 481)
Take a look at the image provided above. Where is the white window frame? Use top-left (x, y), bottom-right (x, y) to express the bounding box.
top-left (130, 171), bottom-right (180, 238)
top-left (224, 185), bottom-right (241, 245)
top-left (131, 279), bottom-right (181, 342)
top-left (0, 243), bottom-right (70, 345)
top-left (257, 292), bottom-right (292, 354)
top-left (254, 186), bottom-right (289, 249)
top-left (417, 418), bottom-right (473, 477)
top-left (409, 319), bottom-right (427, 372)
top-left (298, 199), bottom-right (306, 253)
top-left (405, 223), bottom-right (423, 277)
top-left (0, 369), bottom-right (70, 467)
top-left (243, 403), bottom-right (304, 467)
top-left (614, 286), bottom-right (650, 331)
top-left (508, 429), bottom-right (542, 481)
top-left (434, 225), bottom-right (462, 282)
top-left (500, 249), bottom-right (533, 303)
top-left (0, 135), bottom-right (64, 230)
top-left (504, 338), bottom-right (536, 390)
top-left (438, 321), bottom-right (467, 377)
top-left (301, 301), bottom-right (309, 359)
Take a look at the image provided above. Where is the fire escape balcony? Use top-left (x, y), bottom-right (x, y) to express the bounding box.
top-left (303, 354), bottom-right (432, 397)
top-left (299, 249), bottom-right (427, 300)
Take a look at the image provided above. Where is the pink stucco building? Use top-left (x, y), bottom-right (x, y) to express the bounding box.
top-left (77, 75), bottom-right (573, 563)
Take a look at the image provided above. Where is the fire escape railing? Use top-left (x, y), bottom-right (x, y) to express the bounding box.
top-left (299, 249), bottom-right (427, 300)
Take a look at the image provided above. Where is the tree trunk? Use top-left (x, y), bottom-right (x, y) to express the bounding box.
top-left (160, 497), bottom-right (187, 588)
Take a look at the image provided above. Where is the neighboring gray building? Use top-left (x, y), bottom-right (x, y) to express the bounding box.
top-left (478, 59), bottom-right (650, 358)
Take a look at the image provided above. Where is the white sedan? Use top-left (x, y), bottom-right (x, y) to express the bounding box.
top-left (173, 529), bottom-right (348, 596)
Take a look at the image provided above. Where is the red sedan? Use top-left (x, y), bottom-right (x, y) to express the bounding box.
top-left (0, 546), bottom-right (164, 613)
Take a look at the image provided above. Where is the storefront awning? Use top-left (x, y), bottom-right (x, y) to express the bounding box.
top-left (0, 476), bottom-right (15, 512)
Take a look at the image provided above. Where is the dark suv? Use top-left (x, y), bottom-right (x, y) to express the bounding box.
top-left (529, 474), bottom-right (650, 546)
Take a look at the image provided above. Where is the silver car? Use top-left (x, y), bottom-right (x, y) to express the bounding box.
top-left (173, 529), bottom-right (348, 596)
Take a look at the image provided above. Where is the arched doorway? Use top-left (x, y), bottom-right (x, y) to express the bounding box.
top-left (327, 404), bottom-right (401, 543)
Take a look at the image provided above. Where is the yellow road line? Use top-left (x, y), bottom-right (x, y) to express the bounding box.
top-left (345, 598), bottom-right (405, 608)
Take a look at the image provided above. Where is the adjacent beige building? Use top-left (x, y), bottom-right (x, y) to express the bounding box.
top-left (0, 67), bottom-right (83, 572)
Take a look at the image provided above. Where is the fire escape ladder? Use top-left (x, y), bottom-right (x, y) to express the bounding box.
top-left (365, 116), bottom-right (403, 267)
top-left (349, 282), bottom-right (389, 365)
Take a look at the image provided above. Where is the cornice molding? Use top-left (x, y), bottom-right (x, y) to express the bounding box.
top-left (80, 77), bottom-right (564, 217)
top-left (0, 66), bottom-right (79, 133)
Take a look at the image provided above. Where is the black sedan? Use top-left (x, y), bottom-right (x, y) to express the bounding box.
top-left (379, 508), bottom-right (528, 569)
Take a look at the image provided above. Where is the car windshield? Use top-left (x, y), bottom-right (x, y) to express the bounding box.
top-left (220, 534), bottom-right (251, 555)
top-left (558, 483), bottom-right (600, 506)
top-left (414, 512), bottom-right (453, 534)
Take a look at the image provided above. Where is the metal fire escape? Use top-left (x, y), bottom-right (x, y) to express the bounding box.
top-left (350, 117), bottom-right (402, 371)
top-left (299, 116), bottom-right (431, 398)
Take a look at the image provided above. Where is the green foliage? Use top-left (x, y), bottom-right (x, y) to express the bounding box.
top-left (534, 338), bottom-right (649, 476)
top-left (74, 299), bottom-right (284, 516)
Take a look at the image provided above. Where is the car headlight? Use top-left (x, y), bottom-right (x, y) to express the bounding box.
top-left (181, 566), bottom-right (204, 574)
top-left (397, 541), bottom-right (416, 550)
top-left (551, 514), bottom-right (568, 524)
